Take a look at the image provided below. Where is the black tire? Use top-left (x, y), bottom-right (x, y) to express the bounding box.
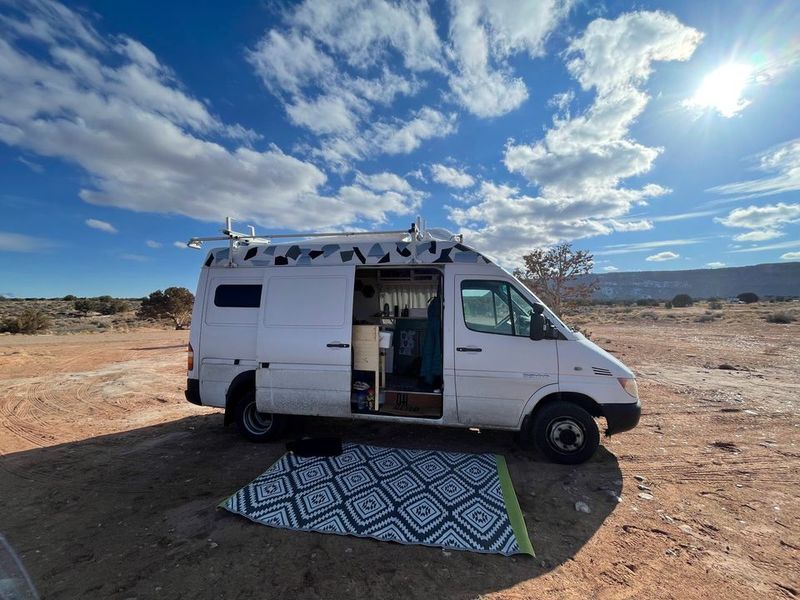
top-left (532, 401), bottom-right (599, 464)
top-left (234, 390), bottom-right (285, 443)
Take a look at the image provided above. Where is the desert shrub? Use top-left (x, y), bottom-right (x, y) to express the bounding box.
top-left (62, 294), bottom-right (77, 301)
top-left (696, 314), bottom-right (715, 323)
top-left (708, 300), bottom-right (723, 310)
top-left (737, 292), bottom-right (759, 304)
top-left (765, 311), bottom-right (795, 324)
top-left (138, 287), bottom-right (194, 329)
top-left (0, 318), bottom-right (18, 333)
top-left (74, 297), bottom-right (129, 315)
top-left (636, 298), bottom-right (659, 307)
top-left (0, 308), bottom-right (52, 334)
top-left (664, 301), bottom-right (672, 309)
top-left (639, 310), bottom-right (658, 320)
top-left (672, 294), bottom-right (693, 307)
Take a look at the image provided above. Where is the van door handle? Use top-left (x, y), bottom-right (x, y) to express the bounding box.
top-left (457, 346), bottom-right (482, 352)
top-left (327, 342), bottom-right (350, 348)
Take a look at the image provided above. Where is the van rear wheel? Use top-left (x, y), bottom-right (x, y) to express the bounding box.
top-left (532, 401), bottom-right (599, 464)
top-left (234, 391), bottom-right (285, 442)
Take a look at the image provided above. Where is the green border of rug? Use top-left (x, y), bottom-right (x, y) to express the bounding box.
top-left (495, 455), bottom-right (534, 556)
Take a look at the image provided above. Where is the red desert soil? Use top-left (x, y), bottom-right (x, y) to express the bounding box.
top-left (0, 322), bottom-right (798, 599)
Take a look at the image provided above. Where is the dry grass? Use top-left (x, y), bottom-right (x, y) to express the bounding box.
top-left (0, 298), bottom-right (170, 335)
top-left (564, 300), bottom-right (800, 329)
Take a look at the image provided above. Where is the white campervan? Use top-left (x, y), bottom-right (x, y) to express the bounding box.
top-left (184, 219), bottom-right (640, 464)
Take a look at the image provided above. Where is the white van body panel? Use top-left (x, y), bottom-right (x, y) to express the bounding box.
top-left (447, 266), bottom-right (559, 428)
top-left (566, 334), bottom-right (634, 378)
top-left (255, 266), bottom-right (355, 418)
top-left (201, 360), bottom-right (257, 408)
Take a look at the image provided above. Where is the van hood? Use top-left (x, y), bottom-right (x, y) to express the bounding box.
top-left (561, 333), bottom-right (634, 378)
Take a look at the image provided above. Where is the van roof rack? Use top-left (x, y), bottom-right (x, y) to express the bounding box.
top-left (187, 216), bottom-right (461, 250)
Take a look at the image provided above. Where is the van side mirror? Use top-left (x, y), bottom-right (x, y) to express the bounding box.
top-left (530, 303), bottom-right (546, 341)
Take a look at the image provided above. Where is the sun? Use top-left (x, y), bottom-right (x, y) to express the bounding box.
top-left (687, 63), bottom-right (752, 117)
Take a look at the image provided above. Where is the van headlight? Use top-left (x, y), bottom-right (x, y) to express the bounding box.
top-left (617, 377), bottom-right (638, 399)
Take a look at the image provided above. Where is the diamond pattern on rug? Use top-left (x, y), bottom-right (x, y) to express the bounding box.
top-left (220, 443), bottom-right (531, 556)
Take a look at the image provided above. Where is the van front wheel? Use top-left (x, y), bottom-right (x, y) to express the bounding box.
top-left (234, 391), bottom-right (285, 443)
top-left (532, 401), bottom-right (599, 464)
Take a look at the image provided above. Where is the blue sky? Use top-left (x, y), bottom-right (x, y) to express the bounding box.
top-left (1, 0), bottom-right (799, 297)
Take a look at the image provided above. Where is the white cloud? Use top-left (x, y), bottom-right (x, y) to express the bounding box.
top-left (17, 156), bottom-right (43, 173)
top-left (0, 232), bottom-right (42, 252)
top-left (781, 251), bottom-right (800, 260)
top-left (247, 30), bottom-right (335, 96)
top-left (646, 251), bottom-right (679, 262)
top-left (705, 261), bottom-right (726, 268)
top-left (594, 237), bottom-right (705, 256)
top-left (452, 11), bottom-right (703, 263)
top-left (316, 107), bottom-right (457, 168)
top-left (566, 11), bottom-right (702, 94)
top-left (505, 12), bottom-right (701, 195)
top-left (145, 240), bottom-right (161, 248)
top-left (602, 265), bottom-right (619, 272)
top-left (246, 0), bottom-right (570, 166)
top-left (716, 202), bottom-right (800, 242)
top-left (354, 171), bottom-right (412, 193)
top-left (289, 0), bottom-right (444, 72)
top-left (430, 164), bottom-right (475, 189)
top-left (733, 229), bottom-right (784, 242)
top-left (609, 219), bottom-right (653, 232)
top-left (710, 140), bottom-right (800, 200)
top-left (173, 241), bottom-right (188, 249)
top-left (0, 1), bottom-right (420, 230)
top-left (446, 0), bottom-right (571, 117)
top-left (375, 108), bottom-right (457, 154)
top-left (650, 209), bottom-right (720, 222)
top-left (247, 1), bottom-right (439, 152)
top-left (728, 239), bottom-right (800, 253)
top-left (85, 218), bottom-right (117, 234)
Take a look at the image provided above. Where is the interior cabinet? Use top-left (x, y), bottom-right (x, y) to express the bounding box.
top-left (352, 325), bottom-right (380, 410)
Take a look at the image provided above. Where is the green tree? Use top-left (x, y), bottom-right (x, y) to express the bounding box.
top-left (137, 287), bottom-right (194, 329)
top-left (672, 294), bottom-right (693, 308)
top-left (737, 292), bottom-right (759, 304)
top-left (513, 242), bottom-right (598, 316)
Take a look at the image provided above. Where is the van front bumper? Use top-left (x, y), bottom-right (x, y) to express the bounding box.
top-left (185, 378), bottom-right (202, 406)
top-left (603, 400), bottom-right (641, 435)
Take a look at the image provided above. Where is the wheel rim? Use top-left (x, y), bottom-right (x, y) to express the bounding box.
top-left (546, 417), bottom-right (585, 453)
top-left (243, 401), bottom-right (273, 435)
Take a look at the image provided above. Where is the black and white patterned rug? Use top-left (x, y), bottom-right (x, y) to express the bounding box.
top-left (220, 443), bottom-right (533, 556)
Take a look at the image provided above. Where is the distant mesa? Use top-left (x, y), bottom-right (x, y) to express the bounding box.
top-left (581, 262), bottom-right (800, 300)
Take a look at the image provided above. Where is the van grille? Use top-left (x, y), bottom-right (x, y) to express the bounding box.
top-left (592, 366), bottom-right (613, 377)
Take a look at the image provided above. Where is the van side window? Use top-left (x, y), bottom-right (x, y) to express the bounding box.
top-left (461, 280), bottom-right (533, 337)
top-left (214, 284), bottom-right (262, 308)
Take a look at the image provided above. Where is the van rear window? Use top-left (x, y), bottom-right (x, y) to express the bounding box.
top-left (214, 284), bottom-right (262, 308)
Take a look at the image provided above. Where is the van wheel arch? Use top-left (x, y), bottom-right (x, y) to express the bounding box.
top-left (224, 370), bottom-right (256, 426)
top-left (522, 391), bottom-right (603, 434)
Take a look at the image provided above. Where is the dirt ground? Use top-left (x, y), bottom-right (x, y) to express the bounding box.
top-left (0, 317), bottom-right (798, 599)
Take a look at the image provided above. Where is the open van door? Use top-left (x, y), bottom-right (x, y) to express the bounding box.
top-left (256, 266), bottom-right (355, 418)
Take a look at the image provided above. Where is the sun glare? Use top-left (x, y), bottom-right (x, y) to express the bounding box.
top-left (688, 63), bottom-right (752, 117)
